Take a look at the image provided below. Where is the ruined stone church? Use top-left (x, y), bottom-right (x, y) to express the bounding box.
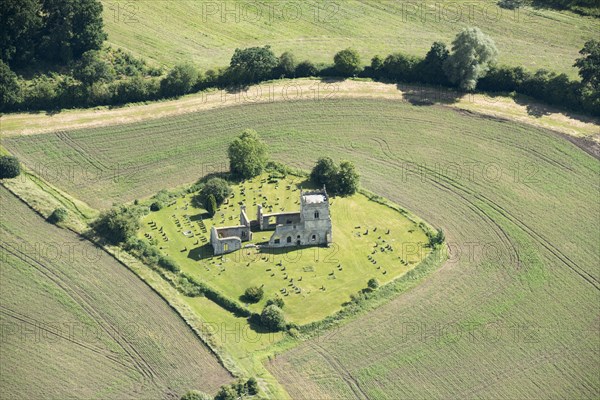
top-left (210, 187), bottom-right (332, 255)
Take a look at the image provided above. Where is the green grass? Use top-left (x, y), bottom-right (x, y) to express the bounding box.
top-left (102, 0), bottom-right (598, 77)
top-left (0, 186), bottom-right (232, 399)
top-left (139, 174), bottom-right (431, 324)
top-left (3, 97), bottom-right (599, 398)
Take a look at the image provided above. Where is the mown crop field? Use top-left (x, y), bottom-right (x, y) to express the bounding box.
top-left (0, 187), bottom-right (232, 399)
top-left (3, 97), bottom-right (599, 398)
top-left (139, 173), bottom-right (431, 324)
top-left (101, 0), bottom-right (598, 77)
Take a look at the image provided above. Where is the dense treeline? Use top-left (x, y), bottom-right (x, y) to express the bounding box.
top-left (531, 0), bottom-right (600, 17)
top-left (1, 23), bottom-right (598, 116)
top-left (1, 0), bottom-right (106, 67)
top-left (499, 0), bottom-right (600, 17)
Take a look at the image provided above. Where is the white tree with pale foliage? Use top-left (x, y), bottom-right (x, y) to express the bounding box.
top-left (444, 27), bottom-right (498, 91)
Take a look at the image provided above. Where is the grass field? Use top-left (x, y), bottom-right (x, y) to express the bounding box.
top-left (3, 97), bottom-right (599, 398)
top-left (102, 0), bottom-right (598, 77)
top-left (0, 186), bottom-right (232, 398)
top-left (138, 174), bottom-right (431, 324)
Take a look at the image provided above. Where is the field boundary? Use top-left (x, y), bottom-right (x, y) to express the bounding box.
top-left (1, 79), bottom-right (597, 139)
top-left (0, 166), bottom-right (241, 381)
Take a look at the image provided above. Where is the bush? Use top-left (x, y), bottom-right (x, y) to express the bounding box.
top-left (498, 0), bottom-right (526, 9)
top-left (47, 207), bottom-right (68, 224)
top-left (160, 63), bottom-right (199, 97)
top-left (243, 286), bottom-right (264, 303)
top-left (337, 161), bottom-right (360, 196)
top-left (180, 390), bottom-right (212, 400)
top-left (0, 156), bottom-right (21, 179)
top-left (368, 278), bottom-right (380, 290)
top-left (382, 53), bottom-right (421, 82)
top-left (214, 385), bottom-right (239, 400)
top-left (73, 50), bottom-right (115, 86)
top-left (275, 51), bottom-right (296, 78)
top-left (260, 304), bottom-right (286, 331)
top-left (266, 296), bottom-right (285, 308)
top-left (150, 201), bottom-right (163, 212)
top-left (228, 129), bottom-right (269, 179)
top-left (428, 228), bottom-right (445, 247)
top-left (246, 377), bottom-right (259, 395)
top-left (92, 206), bottom-right (141, 245)
top-left (334, 48), bottom-right (362, 76)
top-left (193, 178), bottom-right (232, 212)
top-left (295, 60), bottom-right (318, 77)
top-left (158, 255), bottom-right (180, 273)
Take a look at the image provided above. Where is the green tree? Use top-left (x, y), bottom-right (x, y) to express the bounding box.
top-left (214, 385), bottom-right (239, 400)
top-left (246, 377), bottom-right (259, 395)
top-left (92, 206), bottom-right (141, 245)
top-left (421, 42), bottom-right (450, 85)
top-left (382, 53), bottom-right (420, 82)
top-left (337, 161), bottom-right (360, 196)
top-left (206, 194), bottom-right (217, 217)
top-left (194, 178), bottom-right (232, 211)
top-left (311, 158), bottom-right (359, 196)
top-left (370, 55), bottom-right (384, 76)
top-left (367, 278), bottom-right (380, 290)
top-left (428, 228), bottom-right (445, 246)
top-left (333, 48), bottom-right (362, 76)
top-left (38, 0), bottom-right (106, 63)
top-left (498, 0), bottom-right (526, 9)
top-left (260, 304), bottom-right (286, 331)
top-left (444, 27), bottom-right (498, 91)
top-left (70, 0), bottom-right (107, 59)
top-left (295, 60), bottom-right (318, 77)
top-left (228, 129), bottom-right (268, 179)
top-left (73, 50), bottom-right (114, 86)
top-left (266, 295), bottom-right (285, 309)
top-left (0, 0), bottom-right (42, 66)
top-left (310, 157), bottom-right (339, 193)
top-left (275, 51), bottom-right (296, 78)
top-left (574, 39), bottom-right (600, 90)
top-left (180, 390), bottom-right (212, 400)
top-left (0, 156), bottom-right (21, 179)
top-left (0, 61), bottom-right (21, 111)
top-left (228, 45), bottom-right (278, 84)
top-left (47, 207), bottom-right (68, 224)
top-left (243, 286), bottom-right (264, 303)
top-left (160, 63), bottom-right (199, 97)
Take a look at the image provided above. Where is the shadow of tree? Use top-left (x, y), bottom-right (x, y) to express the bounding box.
top-left (399, 83), bottom-right (463, 106)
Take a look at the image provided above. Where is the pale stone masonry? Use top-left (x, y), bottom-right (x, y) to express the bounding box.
top-left (211, 187), bottom-right (333, 255)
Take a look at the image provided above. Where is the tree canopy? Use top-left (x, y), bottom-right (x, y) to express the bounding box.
top-left (228, 45), bottom-right (278, 84)
top-left (260, 305), bottom-right (286, 331)
top-left (0, 156), bottom-right (21, 179)
top-left (193, 178), bottom-right (232, 213)
top-left (310, 157), bottom-right (360, 196)
top-left (444, 27), bottom-right (498, 91)
top-left (334, 48), bottom-right (362, 76)
top-left (92, 206), bottom-right (141, 245)
top-left (421, 42), bottom-right (450, 85)
top-left (276, 51), bottom-right (296, 78)
top-left (160, 63), bottom-right (199, 97)
top-left (1, 0), bottom-right (106, 67)
top-left (228, 129), bottom-right (268, 179)
top-left (574, 39), bottom-right (600, 90)
top-left (0, 61), bottom-right (21, 111)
